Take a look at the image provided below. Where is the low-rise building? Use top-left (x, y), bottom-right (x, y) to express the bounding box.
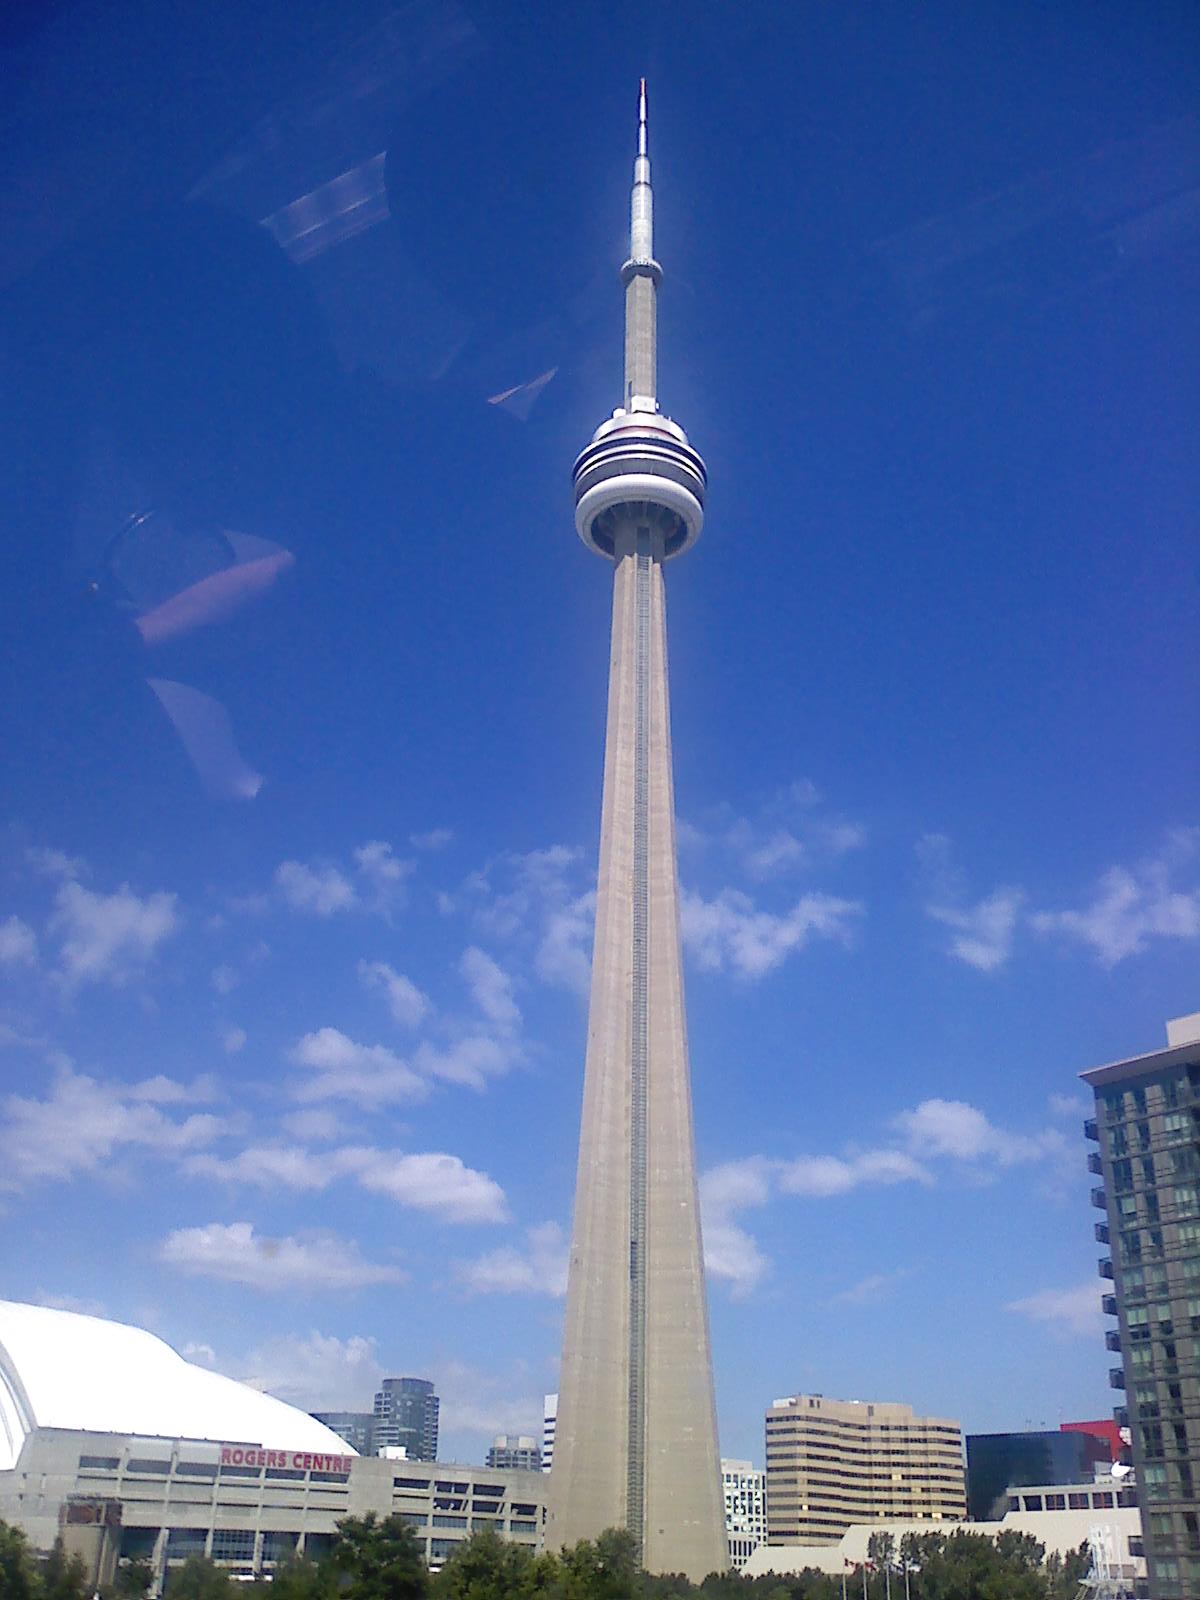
top-left (486, 1436), bottom-right (542, 1472)
top-left (965, 1427), bottom-right (1112, 1520)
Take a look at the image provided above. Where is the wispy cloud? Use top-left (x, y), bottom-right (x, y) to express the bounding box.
top-left (928, 888), bottom-right (1025, 972)
top-left (274, 859), bottom-right (357, 915)
top-left (460, 947), bottom-right (520, 1032)
top-left (1, 1070), bottom-right (220, 1191)
top-left (702, 1095), bottom-right (1066, 1297)
top-left (290, 1027), bottom-right (428, 1106)
top-left (410, 828), bottom-right (453, 852)
top-left (52, 879), bottom-right (179, 986)
top-left (830, 1268), bottom-right (911, 1306)
top-left (1007, 1283), bottom-right (1103, 1339)
top-left (0, 916), bottom-right (37, 965)
top-left (358, 960), bottom-right (431, 1028)
top-left (1031, 833), bottom-right (1200, 966)
top-left (681, 888), bottom-right (862, 979)
top-left (681, 780), bottom-right (867, 882)
top-left (158, 1221), bottom-right (403, 1291)
top-left (186, 1143), bottom-right (508, 1224)
top-left (457, 1222), bottom-right (569, 1296)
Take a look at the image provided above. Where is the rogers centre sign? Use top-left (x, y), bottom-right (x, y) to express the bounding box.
top-left (220, 1446), bottom-right (355, 1472)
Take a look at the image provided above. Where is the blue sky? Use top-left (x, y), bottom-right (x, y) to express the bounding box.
top-left (1, 0), bottom-right (1197, 1465)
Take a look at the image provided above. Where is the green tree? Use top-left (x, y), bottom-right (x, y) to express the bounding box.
top-left (164, 1555), bottom-right (235, 1600)
top-left (41, 1539), bottom-right (91, 1600)
top-left (0, 1520), bottom-right (41, 1600)
top-left (330, 1513), bottom-right (429, 1600)
top-left (432, 1528), bottom-right (561, 1600)
top-left (105, 1557), bottom-right (155, 1599)
top-left (551, 1529), bottom-right (641, 1600)
top-left (258, 1552), bottom-right (338, 1600)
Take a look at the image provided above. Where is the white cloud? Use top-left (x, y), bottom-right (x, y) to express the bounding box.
top-left (220, 1026), bottom-right (247, 1054)
top-left (26, 846), bottom-right (85, 880)
top-left (457, 1222), bottom-right (569, 1296)
top-left (413, 1034), bottom-right (517, 1090)
top-left (683, 782), bottom-right (866, 882)
top-left (895, 1098), bottom-right (1064, 1167)
top-left (433, 1358), bottom-right (545, 1444)
top-left (830, 1269), bottom-right (910, 1306)
top-left (779, 1149), bottom-right (932, 1196)
top-left (52, 880), bottom-right (179, 985)
top-left (185, 1141), bottom-right (507, 1224)
top-left (353, 1149), bottom-right (508, 1224)
top-left (0, 916), bottom-right (37, 965)
top-left (1031, 840), bottom-right (1200, 966)
top-left (699, 1159), bottom-right (774, 1298)
top-left (1, 1070), bottom-right (220, 1190)
top-left (211, 963), bottom-right (238, 995)
top-left (460, 947), bottom-right (520, 1032)
top-left (281, 1108), bottom-right (344, 1142)
top-left (928, 888), bottom-right (1024, 972)
top-left (34, 1290), bottom-right (107, 1317)
top-left (1007, 1283), bottom-right (1103, 1339)
top-left (410, 828), bottom-right (453, 851)
top-left (1048, 1092), bottom-right (1087, 1119)
top-left (535, 891), bottom-right (595, 997)
top-left (681, 888), bottom-right (862, 979)
top-left (358, 960), bottom-right (430, 1028)
top-left (274, 859), bottom-right (357, 916)
top-left (238, 1331), bottom-right (382, 1411)
top-left (158, 1222), bottom-right (403, 1291)
top-left (290, 1027), bottom-right (427, 1106)
top-left (353, 840), bottom-right (412, 907)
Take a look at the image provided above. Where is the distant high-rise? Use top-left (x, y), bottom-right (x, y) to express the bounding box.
top-left (721, 1460), bottom-right (767, 1571)
top-left (551, 82), bottom-right (726, 1580)
top-left (542, 1394), bottom-right (557, 1474)
top-left (487, 1436), bottom-right (542, 1472)
top-left (310, 1409), bottom-right (376, 1456)
top-left (765, 1395), bottom-right (966, 1544)
top-left (1083, 1013), bottom-right (1200, 1600)
top-left (374, 1378), bottom-right (439, 1462)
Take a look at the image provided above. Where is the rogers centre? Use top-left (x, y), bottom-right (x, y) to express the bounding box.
top-left (0, 1301), bottom-right (550, 1592)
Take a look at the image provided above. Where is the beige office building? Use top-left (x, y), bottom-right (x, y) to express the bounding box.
top-left (765, 1395), bottom-right (966, 1545)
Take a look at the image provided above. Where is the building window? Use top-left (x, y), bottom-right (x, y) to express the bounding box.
top-left (1068, 1494), bottom-right (1088, 1510)
top-left (433, 1516), bottom-right (468, 1529)
top-left (175, 1462), bottom-right (217, 1478)
top-left (262, 1533), bottom-right (298, 1562)
top-left (126, 1460), bottom-right (171, 1476)
top-left (78, 1456), bottom-right (120, 1471)
top-left (211, 1530), bottom-right (257, 1564)
top-left (167, 1529), bottom-right (208, 1559)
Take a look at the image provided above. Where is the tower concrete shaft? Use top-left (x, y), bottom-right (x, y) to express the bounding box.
top-left (554, 86), bottom-right (726, 1581)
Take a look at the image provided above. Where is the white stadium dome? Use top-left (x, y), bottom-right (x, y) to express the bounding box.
top-left (0, 1299), bottom-right (354, 1472)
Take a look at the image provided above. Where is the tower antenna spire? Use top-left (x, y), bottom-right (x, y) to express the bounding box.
top-left (623, 78), bottom-right (661, 409)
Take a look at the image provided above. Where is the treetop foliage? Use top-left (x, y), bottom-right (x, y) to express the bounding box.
top-left (0, 1516), bottom-right (1091, 1600)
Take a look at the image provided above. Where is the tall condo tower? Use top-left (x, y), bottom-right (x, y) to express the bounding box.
top-left (552, 84), bottom-right (726, 1580)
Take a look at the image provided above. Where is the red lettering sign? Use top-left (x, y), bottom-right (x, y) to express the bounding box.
top-left (218, 1444), bottom-right (352, 1473)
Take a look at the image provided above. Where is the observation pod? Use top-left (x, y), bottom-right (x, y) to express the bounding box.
top-left (572, 409), bottom-right (707, 560)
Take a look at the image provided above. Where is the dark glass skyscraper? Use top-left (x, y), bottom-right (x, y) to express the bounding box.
top-left (1084, 1015), bottom-right (1200, 1600)
top-left (965, 1429), bottom-right (1111, 1521)
top-left (374, 1377), bottom-right (439, 1461)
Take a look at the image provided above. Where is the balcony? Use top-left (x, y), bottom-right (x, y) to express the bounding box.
top-left (1102, 1294), bottom-right (1118, 1316)
top-left (1113, 1406), bottom-right (1129, 1428)
top-left (1099, 1257), bottom-right (1115, 1279)
top-left (1106, 1330), bottom-right (1122, 1352)
top-left (1091, 1186), bottom-right (1108, 1209)
top-left (1085, 1117), bottom-right (1099, 1141)
top-left (1095, 1221), bottom-right (1110, 1244)
top-left (1110, 1368), bottom-right (1126, 1390)
top-left (1088, 1151), bottom-right (1104, 1175)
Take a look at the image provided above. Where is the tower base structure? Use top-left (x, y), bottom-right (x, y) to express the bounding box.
top-left (551, 514), bottom-right (727, 1580)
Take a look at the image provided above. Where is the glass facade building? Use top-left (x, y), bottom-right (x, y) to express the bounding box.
top-left (1083, 1019), bottom-right (1200, 1600)
top-left (374, 1377), bottom-right (439, 1462)
top-left (965, 1429), bottom-right (1112, 1520)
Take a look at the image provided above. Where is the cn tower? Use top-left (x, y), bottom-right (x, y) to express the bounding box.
top-left (551, 85), bottom-right (726, 1578)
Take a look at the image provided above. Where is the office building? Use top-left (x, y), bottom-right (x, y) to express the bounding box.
top-left (552, 83), bottom-right (726, 1578)
top-left (487, 1436), bottom-right (542, 1472)
top-left (310, 1410), bottom-right (376, 1456)
top-left (1083, 1013), bottom-right (1200, 1600)
top-left (721, 1460), bottom-right (767, 1571)
top-left (965, 1427), bottom-right (1112, 1520)
top-left (373, 1377), bottom-right (439, 1462)
top-left (0, 1301), bottom-right (548, 1591)
top-left (765, 1394), bottom-right (966, 1544)
top-left (542, 1394), bottom-right (556, 1474)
